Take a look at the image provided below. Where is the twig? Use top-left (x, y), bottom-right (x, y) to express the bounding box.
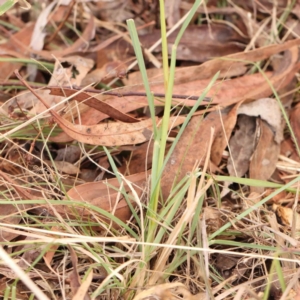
top-left (5, 80), bottom-right (211, 102)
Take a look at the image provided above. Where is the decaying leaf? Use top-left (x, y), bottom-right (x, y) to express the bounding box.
top-left (227, 98), bottom-right (284, 191)
top-left (0, 23), bottom-right (34, 80)
top-left (26, 15), bottom-right (96, 60)
top-left (81, 60), bottom-right (128, 85)
top-left (6, 56), bottom-right (94, 118)
top-left (227, 115), bottom-right (258, 178)
top-left (249, 119), bottom-right (280, 193)
top-left (49, 87), bottom-right (139, 123)
top-left (161, 112), bottom-right (220, 200)
top-left (0, 204), bottom-right (24, 242)
top-left (140, 23), bottom-right (248, 63)
top-left (17, 70), bottom-right (156, 146)
top-left (68, 245), bottom-right (91, 300)
top-left (237, 98), bottom-right (283, 143)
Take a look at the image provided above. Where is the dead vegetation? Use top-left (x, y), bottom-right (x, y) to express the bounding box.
top-left (0, 0), bottom-right (300, 299)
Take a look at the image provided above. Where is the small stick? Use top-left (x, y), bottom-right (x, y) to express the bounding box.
top-left (6, 80), bottom-right (212, 102)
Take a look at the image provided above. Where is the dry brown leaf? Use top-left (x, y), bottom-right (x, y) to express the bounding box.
top-left (249, 119), bottom-right (280, 193)
top-left (81, 60), bottom-right (128, 85)
top-left (237, 98), bottom-right (283, 143)
top-left (221, 46), bottom-right (300, 107)
top-left (0, 23), bottom-right (34, 80)
top-left (227, 115), bottom-right (258, 178)
top-left (173, 37), bottom-right (300, 83)
top-left (0, 204), bottom-right (24, 242)
top-left (123, 71), bottom-right (273, 109)
top-left (17, 70), bottom-right (157, 146)
top-left (55, 145), bottom-right (81, 163)
top-left (26, 16), bottom-right (95, 60)
top-left (161, 113), bottom-right (220, 200)
top-left (49, 87), bottom-right (139, 123)
top-left (43, 243), bottom-right (59, 272)
top-left (119, 140), bottom-right (154, 175)
top-left (65, 171), bottom-right (149, 225)
top-left (72, 269), bottom-right (93, 300)
top-left (139, 24), bottom-right (247, 63)
top-left (45, 160), bottom-right (79, 175)
top-left (122, 40), bottom-right (300, 116)
top-left (211, 103), bottom-right (241, 165)
top-left (68, 245), bottom-right (91, 300)
top-left (127, 37), bottom-right (300, 88)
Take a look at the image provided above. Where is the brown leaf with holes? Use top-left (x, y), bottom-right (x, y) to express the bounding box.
top-left (52, 115), bottom-right (155, 146)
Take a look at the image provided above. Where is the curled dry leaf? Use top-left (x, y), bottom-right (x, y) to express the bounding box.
top-left (127, 37), bottom-right (300, 89)
top-left (50, 114), bottom-right (155, 146)
top-left (123, 45), bottom-right (300, 113)
top-left (227, 98), bottom-right (284, 191)
top-left (49, 87), bottom-right (139, 123)
top-left (237, 98), bottom-right (283, 143)
top-left (17, 69), bottom-right (157, 146)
